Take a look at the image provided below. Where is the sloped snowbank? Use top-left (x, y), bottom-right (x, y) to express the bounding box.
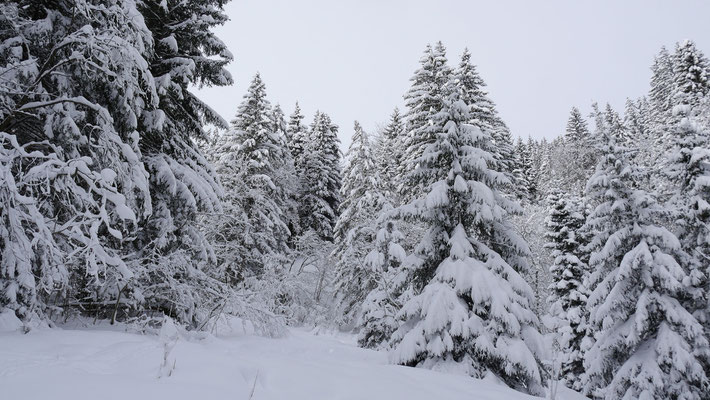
top-left (0, 323), bottom-right (586, 400)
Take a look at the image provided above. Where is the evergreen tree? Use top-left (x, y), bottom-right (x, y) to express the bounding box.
top-left (665, 95), bottom-right (710, 374)
top-left (300, 111), bottom-right (341, 240)
top-left (358, 221), bottom-right (407, 349)
top-left (212, 74), bottom-right (291, 279)
top-left (624, 99), bottom-right (652, 159)
top-left (134, 0), bottom-right (232, 324)
top-left (399, 42), bottom-right (452, 202)
top-left (270, 103), bottom-right (287, 138)
top-left (536, 138), bottom-right (554, 198)
top-left (375, 108), bottom-right (406, 204)
top-left (0, 0), bottom-right (158, 320)
top-left (513, 137), bottom-right (534, 203)
top-left (560, 106), bottom-right (595, 196)
top-left (545, 191), bottom-right (588, 391)
top-left (287, 102), bottom-right (308, 172)
top-left (671, 40), bottom-right (710, 117)
top-left (332, 121), bottom-right (381, 325)
top-left (524, 137), bottom-right (539, 202)
top-left (390, 73), bottom-right (544, 395)
top-left (582, 130), bottom-right (710, 399)
top-left (649, 46), bottom-right (676, 127)
top-left (603, 103), bottom-right (631, 148)
top-left (566, 107), bottom-right (590, 142)
top-left (454, 48), bottom-right (518, 196)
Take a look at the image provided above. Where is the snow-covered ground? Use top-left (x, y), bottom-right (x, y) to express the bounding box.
top-left (0, 313), bottom-right (585, 400)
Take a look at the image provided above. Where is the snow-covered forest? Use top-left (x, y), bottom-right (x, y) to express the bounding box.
top-left (2, 1), bottom-right (710, 399)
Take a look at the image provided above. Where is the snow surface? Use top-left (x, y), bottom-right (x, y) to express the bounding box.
top-left (0, 319), bottom-right (587, 399)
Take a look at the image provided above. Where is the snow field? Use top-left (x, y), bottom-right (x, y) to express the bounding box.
top-left (0, 315), bottom-right (585, 400)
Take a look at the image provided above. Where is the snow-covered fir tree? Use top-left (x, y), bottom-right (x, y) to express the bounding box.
top-left (399, 42), bottom-right (452, 202)
top-left (544, 191), bottom-right (589, 391)
top-left (132, 0), bottom-right (232, 324)
top-left (603, 103), bottom-right (631, 149)
top-left (671, 40), bottom-right (710, 117)
top-left (1, 0), bottom-right (236, 326)
top-left (649, 46), bottom-right (676, 128)
top-left (299, 111), bottom-right (342, 240)
top-left (390, 68), bottom-right (544, 395)
top-left (558, 106), bottom-right (596, 196)
top-left (0, 0), bottom-right (157, 321)
top-left (287, 102), bottom-right (308, 173)
top-left (332, 121), bottom-right (381, 325)
top-left (454, 48), bottom-right (519, 198)
top-left (513, 137), bottom-right (534, 203)
top-left (582, 128), bottom-right (710, 400)
top-left (374, 108), bottom-right (406, 205)
top-left (211, 73), bottom-right (292, 279)
top-left (664, 70), bottom-right (710, 366)
top-left (357, 221), bottom-right (408, 349)
top-left (623, 98), bottom-right (654, 172)
top-left (522, 137), bottom-right (540, 202)
top-left (271, 104), bottom-right (287, 135)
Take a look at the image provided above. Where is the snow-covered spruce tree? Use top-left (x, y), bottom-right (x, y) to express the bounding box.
top-left (624, 98), bottom-right (654, 174)
top-left (671, 40), bottom-right (710, 118)
top-left (664, 80), bottom-right (710, 364)
top-left (603, 103), bottom-right (632, 149)
top-left (132, 0), bottom-right (232, 325)
top-left (649, 46), bottom-right (676, 128)
top-left (544, 191), bottom-right (588, 391)
top-left (535, 138), bottom-right (555, 198)
top-left (399, 42), bottom-right (452, 202)
top-left (332, 121), bottom-right (381, 326)
top-left (513, 137), bottom-right (534, 203)
top-left (566, 107), bottom-right (590, 143)
top-left (299, 111), bottom-right (341, 240)
top-left (649, 40), bottom-right (710, 204)
top-left (0, 0), bottom-right (160, 320)
top-left (390, 73), bottom-right (544, 395)
top-left (454, 48), bottom-right (518, 198)
top-left (559, 106), bottom-right (596, 196)
top-left (270, 104), bottom-right (287, 138)
top-left (522, 137), bottom-right (539, 202)
top-left (582, 129), bottom-right (710, 399)
top-left (211, 73), bottom-right (292, 279)
top-left (287, 102), bottom-right (308, 175)
top-left (358, 221), bottom-right (407, 349)
top-left (374, 107), bottom-right (406, 205)
top-left (271, 103), bottom-right (300, 244)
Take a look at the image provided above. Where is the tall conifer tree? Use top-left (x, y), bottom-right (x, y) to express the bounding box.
top-left (390, 70), bottom-right (543, 395)
top-left (333, 121), bottom-right (381, 324)
top-left (582, 128), bottom-right (709, 400)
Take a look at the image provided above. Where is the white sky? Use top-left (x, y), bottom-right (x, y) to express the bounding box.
top-left (195, 0), bottom-right (710, 150)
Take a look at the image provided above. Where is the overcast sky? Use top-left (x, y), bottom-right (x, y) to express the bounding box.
top-left (196, 0), bottom-right (710, 149)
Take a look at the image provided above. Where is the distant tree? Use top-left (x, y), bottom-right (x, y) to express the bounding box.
top-left (300, 112), bottom-right (341, 240)
top-left (332, 121), bottom-right (381, 325)
top-left (649, 46), bottom-right (676, 128)
top-left (557, 107), bottom-right (595, 196)
top-left (671, 40), bottom-right (710, 117)
top-left (211, 73), bottom-right (292, 279)
top-left (270, 103), bottom-right (287, 138)
top-left (374, 108), bottom-right (406, 204)
top-left (287, 102), bottom-right (308, 174)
